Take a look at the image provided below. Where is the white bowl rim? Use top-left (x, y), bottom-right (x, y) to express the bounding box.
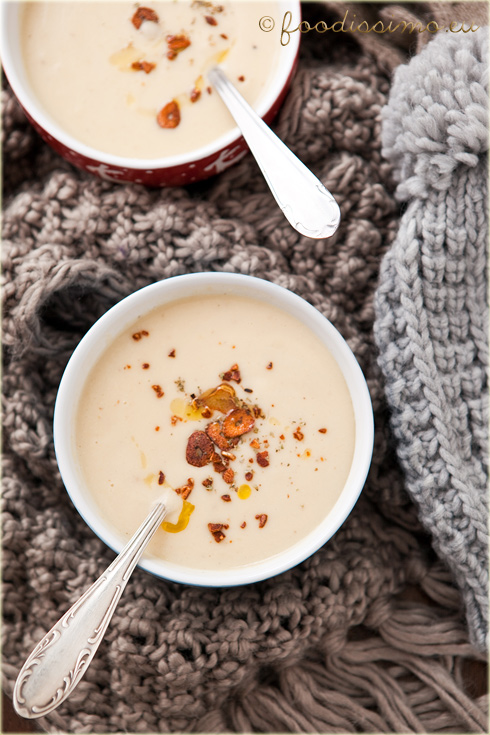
top-left (53, 272), bottom-right (374, 587)
top-left (0, 1), bottom-right (301, 171)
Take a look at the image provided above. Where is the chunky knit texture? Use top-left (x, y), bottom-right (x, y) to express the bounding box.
top-left (2, 4), bottom-right (488, 733)
top-left (374, 29), bottom-right (489, 653)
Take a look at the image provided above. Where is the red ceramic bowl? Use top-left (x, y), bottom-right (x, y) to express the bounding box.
top-left (1, 2), bottom-right (300, 187)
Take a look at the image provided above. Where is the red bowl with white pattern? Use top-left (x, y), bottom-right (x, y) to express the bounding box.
top-left (1, 2), bottom-right (300, 187)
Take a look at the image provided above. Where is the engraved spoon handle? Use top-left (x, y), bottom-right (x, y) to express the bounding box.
top-left (208, 66), bottom-right (340, 239)
top-left (13, 501), bottom-right (167, 719)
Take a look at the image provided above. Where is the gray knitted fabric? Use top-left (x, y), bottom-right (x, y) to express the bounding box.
top-left (2, 5), bottom-right (489, 733)
top-left (374, 29), bottom-right (489, 652)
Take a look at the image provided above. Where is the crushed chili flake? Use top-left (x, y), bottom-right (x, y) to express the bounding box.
top-left (293, 427), bottom-right (304, 441)
top-left (142, 363), bottom-right (150, 369)
top-left (155, 426), bottom-right (160, 431)
top-left (208, 522), bottom-right (228, 543)
top-left (158, 470), bottom-right (165, 485)
top-left (131, 60), bottom-right (156, 74)
top-left (168, 348), bottom-right (176, 357)
top-left (279, 434), bottom-right (285, 441)
top-left (220, 32), bottom-right (228, 39)
top-left (266, 362), bottom-right (273, 369)
top-left (222, 467), bottom-right (234, 484)
top-left (238, 75), bottom-right (245, 82)
top-left (255, 513), bottom-right (268, 528)
top-left (221, 494), bottom-right (231, 502)
top-left (318, 428), bottom-right (327, 434)
top-left (222, 363), bottom-right (241, 383)
top-left (256, 451), bottom-right (269, 467)
top-left (186, 430), bottom-right (214, 467)
top-left (171, 415), bottom-right (182, 425)
top-left (157, 100), bottom-right (181, 129)
top-left (205, 14), bottom-right (218, 25)
top-left (249, 438), bottom-right (260, 449)
top-left (190, 87), bottom-right (201, 103)
top-left (152, 384), bottom-right (164, 398)
top-left (132, 6), bottom-right (159, 29)
top-left (245, 471), bottom-right (254, 481)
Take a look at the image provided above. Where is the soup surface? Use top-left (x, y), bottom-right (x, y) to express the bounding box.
top-left (75, 294), bottom-right (356, 570)
top-left (21, 0), bottom-right (282, 158)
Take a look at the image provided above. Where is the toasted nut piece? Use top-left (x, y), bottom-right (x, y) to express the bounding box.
top-left (158, 471), bottom-right (165, 485)
top-left (222, 363), bottom-right (241, 383)
top-left (293, 427), bottom-right (304, 441)
top-left (221, 494), bottom-right (231, 502)
top-left (202, 477), bottom-right (213, 489)
top-left (157, 100), bottom-right (180, 129)
top-left (131, 60), bottom-right (156, 74)
top-left (255, 513), bottom-right (268, 528)
top-left (208, 522), bottom-right (229, 543)
top-left (132, 6), bottom-right (159, 29)
top-left (176, 478), bottom-right (194, 500)
top-left (223, 408), bottom-right (254, 438)
top-left (222, 468), bottom-right (234, 484)
top-left (245, 471), bottom-right (254, 481)
top-left (205, 14), bottom-right (218, 25)
top-left (186, 431), bottom-right (214, 467)
top-left (166, 33), bottom-right (191, 59)
top-left (152, 384), bottom-right (164, 398)
top-left (256, 451), bottom-right (269, 468)
top-left (318, 428), bottom-right (327, 434)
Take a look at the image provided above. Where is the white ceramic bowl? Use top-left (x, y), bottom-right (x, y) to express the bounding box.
top-left (54, 273), bottom-right (374, 586)
top-left (1, 2), bottom-right (300, 186)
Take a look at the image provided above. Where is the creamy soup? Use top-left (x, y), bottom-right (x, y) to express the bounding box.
top-left (21, 1), bottom-right (282, 158)
top-left (75, 295), bottom-right (356, 570)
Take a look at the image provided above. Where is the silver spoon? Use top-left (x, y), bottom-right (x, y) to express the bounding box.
top-left (208, 66), bottom-right (340, 239)
top-left (13, 499), bottom-right (170, 719)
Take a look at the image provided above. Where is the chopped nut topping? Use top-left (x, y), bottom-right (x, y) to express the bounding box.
top-left (166, 34), bottom-right (191, 60)
top-left (168, 348), bottom-right (176, 357)
top-left (256, 451), bottom-right (269, 467)
top-left (131, 60), bottom-right (156, 74)
top-left (186, 431), bottom-right (214, 467)
top-left (293, 427), bottom-right (304, 441)
top-left (171, 415), bottom-right (182, 425)
top-left (238, 75), bottom-right (245, 82)
top-left (255, 513), bottom-right (268, 528)
top-left (240, 521), bottom-right (246, 528)
top-left (142, 363), bottom-right (150, 369)
top-left (266, 361), bottom-right (273, 369)
top-left (152, 384), bottom-right (164, 398)
top-left (202, 477), bottom-right (213, 488)
top-left (132, 330), bottom-right (149, 341)
top-left (220, 33), bottom-right (228, 39)
top-left (318, 428), bottom-right (327, 434)
top-left (158, 470), bottom-right (165, 485)
top-left (205, 14), bottom-right (218, 25)
top-left (176, 477), bottom-right (194, 499)
top-left (132, 7), bottom-right (159, 29)
top-left (245, 471), bottom-right (254, 481)
top-left (222, 363), bottom-right (241, 383)
top-left (222, 467), bottom-right (234, 484)
top-left (249, 439), bottom-right (260, 449)
top-left (208, 522), bottom-right (228, 543)
top-left (157, 100), bottom-right (181, 129)
top-left (221, 494), bottom-right (231, 502)
top-left (190, 87), bottom-right (201, 103)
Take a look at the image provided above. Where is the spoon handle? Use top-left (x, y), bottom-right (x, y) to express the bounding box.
top-left (208, 67), bottom-right (340, 239)
top-left (13, 502), bottom-right (167, 720)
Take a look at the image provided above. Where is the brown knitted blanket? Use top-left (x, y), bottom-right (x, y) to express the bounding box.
top-left (2, 3), bottom-right (488, 732)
